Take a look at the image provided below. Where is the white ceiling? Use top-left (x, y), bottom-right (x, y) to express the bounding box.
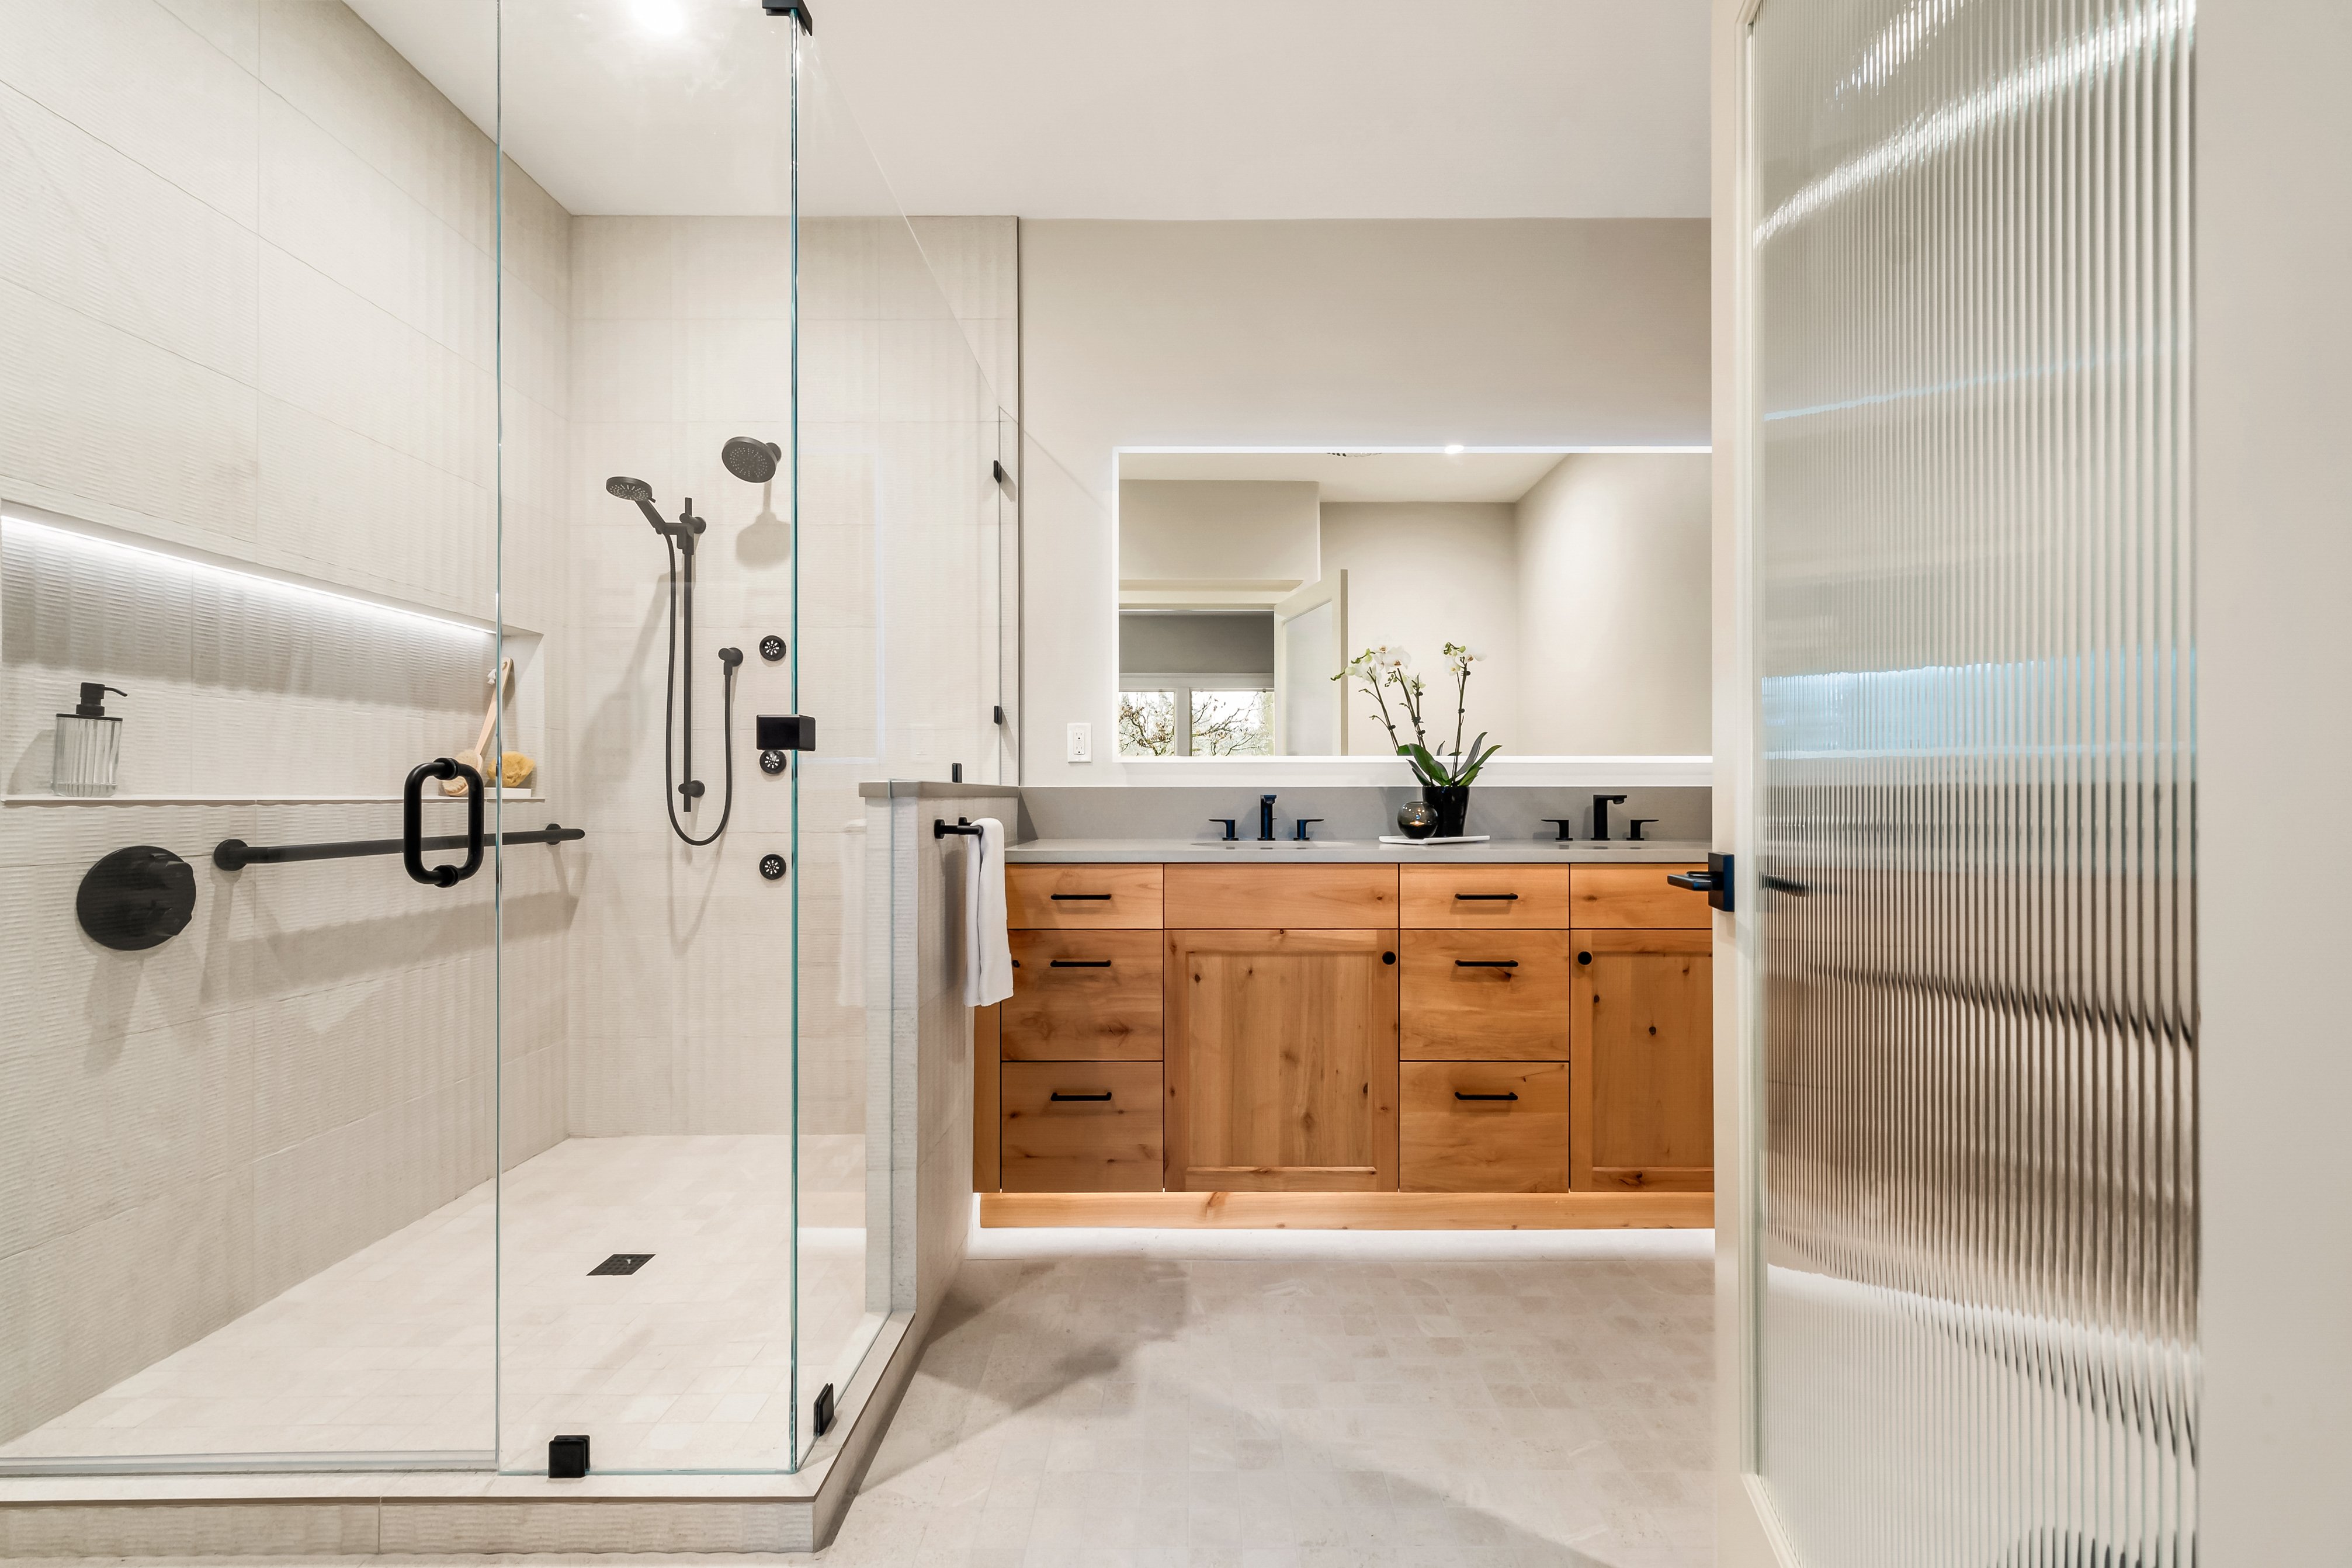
top-left (1119, 451), bottom-right (1574, 505)
top-left (353, 0), bottom-right (1709, 220)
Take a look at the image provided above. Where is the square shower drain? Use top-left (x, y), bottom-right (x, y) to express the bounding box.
top-left (588, 1253), bottom-right (653, 1275)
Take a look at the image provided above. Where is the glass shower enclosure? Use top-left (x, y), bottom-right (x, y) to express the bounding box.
top-left (0, 0), bottom-right (1010, 1482)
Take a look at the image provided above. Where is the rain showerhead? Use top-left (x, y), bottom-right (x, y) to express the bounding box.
top-left (721, 437), bottom-right (781, 485)
top-left (606, 474), bottom-right (669, 534)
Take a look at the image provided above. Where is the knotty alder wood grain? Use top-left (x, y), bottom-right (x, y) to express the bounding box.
top-left (1162, 863), bottom-right (1398, 929)
top-left (1399, 1061), bottom-right (1570, 1192)
top-left (1005, 863), bottom-right (1164, 929)
top-left (1568, 863), bottom-right (1712, 929)
top-left (978, 1189), bottom-right (1712, 1229)
top-left (974, 1002), bottom-right (1001, 1192)
top-left (1001, 1061), bottom-right (1165, 1192)
top-left (1570, 927), bottom-right (1713, 1191)
top-left (1399, 863), bottom-right (1577, 929)
top-left (1164, 926), bottom-right (1400, 1191)
top-left (1002, 930), bottom-right (1163, 1061)
top-left (1398, 929), bottom-right (1577, 1060)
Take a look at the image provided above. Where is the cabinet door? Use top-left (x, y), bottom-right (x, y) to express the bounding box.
top-left (1570, 928), bottom-right (1713, 1191)
top-left (1165, 928), bottom-right (1399, 1191)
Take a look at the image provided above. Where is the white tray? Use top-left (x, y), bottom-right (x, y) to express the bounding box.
top-left (1376, 834), bottom-right (1490, 845)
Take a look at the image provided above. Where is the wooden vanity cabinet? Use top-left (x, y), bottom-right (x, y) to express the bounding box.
top-left (1569, 926), bottom-right (1713, 1191)
top-left (980, 856), bottom-right (1717, 1210)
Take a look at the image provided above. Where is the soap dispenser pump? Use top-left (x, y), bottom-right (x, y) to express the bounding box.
top-left (53, 682), bottom-right (127, 797)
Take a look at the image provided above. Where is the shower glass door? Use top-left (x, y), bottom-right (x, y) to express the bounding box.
top-left (484, 0), bottom-right (1005, 1477)
top-left (0, 0), bottom-right (506, 1473)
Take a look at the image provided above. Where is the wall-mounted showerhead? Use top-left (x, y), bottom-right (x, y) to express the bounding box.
top-left (606, 475), bottom-right (670, 535)
top-left (721, 437), bottom-right (781, 485)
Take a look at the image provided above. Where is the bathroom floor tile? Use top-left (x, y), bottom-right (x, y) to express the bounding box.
top-left (0, 1134), bottom-right (868, 1472)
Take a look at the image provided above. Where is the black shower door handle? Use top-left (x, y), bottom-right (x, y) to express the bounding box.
top-left (404, 758), bottom-right (484, 887)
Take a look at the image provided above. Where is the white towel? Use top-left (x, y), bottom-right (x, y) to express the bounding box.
top-left (961, 816), bottom-right (1014, 1007)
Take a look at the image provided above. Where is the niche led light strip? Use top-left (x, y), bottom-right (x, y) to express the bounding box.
top-left (0, 507), bottom-right (497, 643)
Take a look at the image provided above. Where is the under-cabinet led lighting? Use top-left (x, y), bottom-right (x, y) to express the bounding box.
top-left (1, 512), bottom-right (495, 643)
top-left (1444, 444), bottom-right (1465, 455)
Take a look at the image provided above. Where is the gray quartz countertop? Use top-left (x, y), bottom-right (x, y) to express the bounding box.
top-left (1002, 837), bottom-right (1711, 865)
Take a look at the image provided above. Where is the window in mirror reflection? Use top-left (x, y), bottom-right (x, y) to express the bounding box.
top-left (1118, 689), bottom-right (1177, 755)
top-left (1191, 689), bottom-right (1272, 755)
top-left (1118, 684), bottom-right (1273, 757)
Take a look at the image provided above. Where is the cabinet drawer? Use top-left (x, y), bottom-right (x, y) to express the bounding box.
top-left (1399, 1061), bottom-right (1569, 1193)
top-left (1006, 863), bottom-right (1163, 929)
top-left (1002, 931), bottom-right (1162, 1061)
top-left (1001, 1061), bottom-right (1165, 1192)
top-left (1400, 865), bottom-right (1575, 929)
top-left (1162, 864), bottom-right (1399, 929)
top-left (1399, 929), bottom-right (1576, 1060)
top-left (1570, 863), bottom-right (1713, 929)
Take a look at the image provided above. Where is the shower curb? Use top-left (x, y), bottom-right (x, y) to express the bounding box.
top-left (0, 1312), bottom-right (920, 1557)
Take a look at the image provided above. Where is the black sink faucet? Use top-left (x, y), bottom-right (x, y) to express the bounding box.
top-left (1593, 793), bottom-right (1628, 842)
top-left (1259, 793), bottom-right (1277, 841)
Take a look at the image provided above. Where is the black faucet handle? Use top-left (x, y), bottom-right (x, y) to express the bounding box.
top-left (1628, 818), bottom-right (1658, 842)
top-left (1210, 817), bottom-right (1238, 841)
top-left (1542, 818), bottom-right (1575, 842)
top-left (1595, 793), bottom-right (1628, 805)
top-left (1293, 818), bottom-right (1323, 842)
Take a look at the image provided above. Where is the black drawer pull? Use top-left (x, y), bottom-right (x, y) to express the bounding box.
top-left (1049, 959), bottom-right (1112, 968)
top-left (1454, 892), bottom-right (1520, 900)
top-left (1454, 1091), bottom-right (1520, 1102)
top-left (1455, 959), bottom-right (1520, 969)
top-left (1050, 892), bottom-right (1113, 900)
top-left (1049, 1090), bottom-right (1113, 1102)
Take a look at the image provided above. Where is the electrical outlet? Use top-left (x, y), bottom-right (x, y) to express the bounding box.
top-left (1066, 722), bottom-right (1092, 763)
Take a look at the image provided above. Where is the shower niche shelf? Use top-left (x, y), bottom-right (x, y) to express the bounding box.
top-left (1, 504), bottom-right (552, 804)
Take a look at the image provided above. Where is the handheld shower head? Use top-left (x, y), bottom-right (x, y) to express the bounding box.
top-left (721, 437), bottom-right (781, 485)
top-left (606, 475), bottom-right (669, 535)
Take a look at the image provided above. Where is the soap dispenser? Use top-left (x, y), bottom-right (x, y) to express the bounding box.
top-left (53, 683), bottom-right (127, 797)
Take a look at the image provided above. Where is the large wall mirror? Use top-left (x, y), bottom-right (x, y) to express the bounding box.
top-left (1115, 449), bottom-right (1713, 761)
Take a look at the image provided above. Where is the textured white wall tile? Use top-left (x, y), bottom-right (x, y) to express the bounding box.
top-left (255, 0), bottom-right (494, 252)
top-left (0, 0), bottom-right (260, 227)
top-left (0, 280), bottom-right (262, 546)
top-left (0, 83), bottom-right (261, 384)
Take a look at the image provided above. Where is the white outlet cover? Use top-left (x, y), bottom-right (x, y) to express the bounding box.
top-left (1066, 721), bottom-right (1091, 763)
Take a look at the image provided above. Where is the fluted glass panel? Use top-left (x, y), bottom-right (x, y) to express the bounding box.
top-left (1750, 2), bottom-right (2195, 1564)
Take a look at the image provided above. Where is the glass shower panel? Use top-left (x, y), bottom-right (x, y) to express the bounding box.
top-left (1749, 1), bottom-right (2194, 1563)
top-left (792, 35), bottom-right (1012, 1468)
top-left (481, 1), bottom-right (1007, 1476)
top-left (0, 0), bottom-right (504, 1471)
top-left (487, 0), bottom-right (804, 1476)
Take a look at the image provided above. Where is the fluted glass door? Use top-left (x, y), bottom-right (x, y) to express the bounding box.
top-left (1746, 1), bottom-right (2196, 1563)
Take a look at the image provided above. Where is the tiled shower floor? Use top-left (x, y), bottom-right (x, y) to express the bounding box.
top-left (0, 1135), bottom-right (873, 1473)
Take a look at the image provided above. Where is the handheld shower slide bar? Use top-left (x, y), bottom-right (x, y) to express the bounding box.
top-left (606, 440), bottom-right (778, 846)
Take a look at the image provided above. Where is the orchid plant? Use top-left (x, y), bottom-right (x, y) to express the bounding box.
top-left (1334, 641), bottom-right (1501, 788)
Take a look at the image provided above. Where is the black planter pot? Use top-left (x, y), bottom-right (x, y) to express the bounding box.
top-left (1424, 785), bottom-right (1470, 837)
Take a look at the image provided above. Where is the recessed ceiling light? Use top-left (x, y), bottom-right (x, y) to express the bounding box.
top-left (1444, 443), bottom-right (1465, 456)
top-left (632, 0), bottom-right (686, 37)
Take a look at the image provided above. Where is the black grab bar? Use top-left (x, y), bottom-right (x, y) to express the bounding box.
top-left (214, 821), bottom-right (584, 873)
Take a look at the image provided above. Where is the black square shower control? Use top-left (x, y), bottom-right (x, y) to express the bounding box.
top-left (756, 714), bottom-right (816, 751)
